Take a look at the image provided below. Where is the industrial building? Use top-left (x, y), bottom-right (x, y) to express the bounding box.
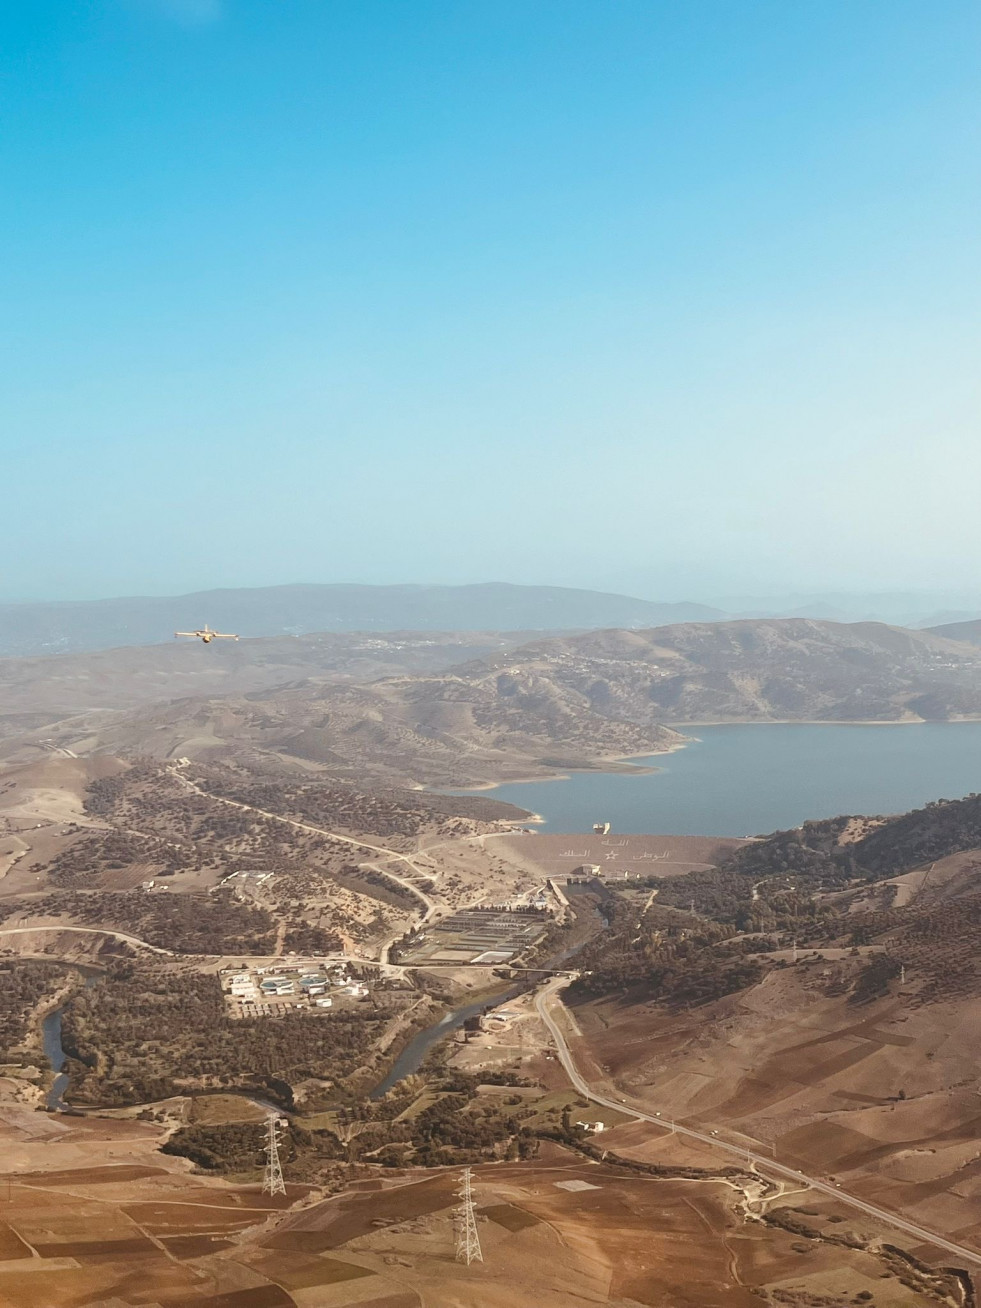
top-left (219, 960), bottom-right (372, 1018)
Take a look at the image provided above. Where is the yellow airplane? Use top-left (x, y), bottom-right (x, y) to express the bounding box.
top-left (174, 625), bottom-right (239, 644)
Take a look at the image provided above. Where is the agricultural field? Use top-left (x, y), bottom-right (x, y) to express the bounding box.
top-left (5, 756), bottom-right (981, 1304)
top-left (0, 1101), bottom-right (960, 1308)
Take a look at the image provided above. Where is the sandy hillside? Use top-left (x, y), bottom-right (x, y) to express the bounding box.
top-left (574, 956), bottom-right (981, 1258)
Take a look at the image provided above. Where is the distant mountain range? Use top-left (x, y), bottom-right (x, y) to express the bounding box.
top-left (926, 618), bottom-right (981, 646)
top-left (5, 582), bottom-right (980, 658)
top-left (710, 592), bottom-right (981, 630)
top-left (0, 583), bottom-right (725, 657)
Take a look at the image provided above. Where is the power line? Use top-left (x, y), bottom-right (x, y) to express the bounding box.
top-left (454, 1166), bottom-right (483, 1266)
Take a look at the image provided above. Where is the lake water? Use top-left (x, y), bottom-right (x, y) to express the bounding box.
top-left (474, 723), bottom-right (981, 836)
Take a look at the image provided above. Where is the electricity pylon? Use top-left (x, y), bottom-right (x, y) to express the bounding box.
top-left (454, 1167), bottom-right (482, 1265)
top-left (262, 1115), bottom-right (287, 1197)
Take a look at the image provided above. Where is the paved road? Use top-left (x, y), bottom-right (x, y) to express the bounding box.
top-left (536, 978), bottom-right (981, 1270)
top-left (0, 924), bottom-right (173, 955)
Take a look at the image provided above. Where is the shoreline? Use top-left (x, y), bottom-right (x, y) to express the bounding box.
top-left (446, 757), bottom-right (661, 795)
top-left (436, 732), bottom-right (694, 799)
top-left (664, 716), bottom-right (981, 727)
top-left (439, 716), bottom-right (981, 807)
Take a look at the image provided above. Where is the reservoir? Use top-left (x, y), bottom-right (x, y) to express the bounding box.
top-left (472, 722), bottom-right (981, 836)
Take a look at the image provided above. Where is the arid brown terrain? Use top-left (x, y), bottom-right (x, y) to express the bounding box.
top-left (0, 630), bottom-right (539, 745)
top-left (4, 648), bottom-right (981, 1304)
top-left (533, 798), bottom-right (981, 1293)
top-left (0, 754), bottom-right (539, 962)
top-left (0, 1107), bottom-right (961, 1307)
top-left (467, 618), bottom-right (981, 725)
top-left (4, 618), bottom-right (981, 788)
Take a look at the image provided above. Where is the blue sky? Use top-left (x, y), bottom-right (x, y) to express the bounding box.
top-left (2, 1), bottom-right (978, 601)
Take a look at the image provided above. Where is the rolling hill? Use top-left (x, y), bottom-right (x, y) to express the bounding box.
top-left (0, 670), bottom-right (685, 786)
top-left (481, 618), bottom-right (981, 724)
top-left (0, 629), bottom-right (538, 744)
top-left (6, 618), bottom-right (981, 786)
top-left (566, 789), bottom-right (981, 1256)
top-left (926, 617), bottom-right (981, 646)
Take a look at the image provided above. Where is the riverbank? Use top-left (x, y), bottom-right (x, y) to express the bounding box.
top-left (367, 980), bottom-right (527, 1099)
top-left (366, 894), bottom-right (608, 1100)
top-left (37, 965), bottom-right (104, 1111)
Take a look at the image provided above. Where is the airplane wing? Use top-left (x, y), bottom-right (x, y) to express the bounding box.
top-left (213, 633), bottom-right (239, 640)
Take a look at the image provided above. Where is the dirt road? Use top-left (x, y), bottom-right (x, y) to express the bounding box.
top-left (0, 924), bottom-right (173, 955)
top-left (169, 765), bottom-right (437, 921)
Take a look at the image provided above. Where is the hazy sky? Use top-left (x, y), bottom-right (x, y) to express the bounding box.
top-left (2, 1), bottom-right (978, 602)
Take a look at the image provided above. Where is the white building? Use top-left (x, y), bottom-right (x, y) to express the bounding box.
top-left (573, 864), bottom-right (602, 878)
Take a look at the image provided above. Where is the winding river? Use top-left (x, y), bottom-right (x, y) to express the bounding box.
top-left (36, 965), bottom-right (529, 1109)
top-left (369, 893), bottom-right (608, 1098)
top-left (40, 969), bottom-right (103, 1111)
top-left (41, 1005), bottom-right (71, 1111)
top-left (368, 986), bottom-right (525, 1099)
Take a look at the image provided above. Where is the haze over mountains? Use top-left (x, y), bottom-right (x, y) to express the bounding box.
top-left (0, 631), bottom-right (537, 734)
top-left (4, 581), bottom-right (981, 659)
top-left (0, 583), bottom-right (724, 657)
top-left (926, 618), bottom-right (981, 646)
top-left (7, 617), bottom-right (981, 787)
top-left (708, 591), bottom-right (981, 630)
